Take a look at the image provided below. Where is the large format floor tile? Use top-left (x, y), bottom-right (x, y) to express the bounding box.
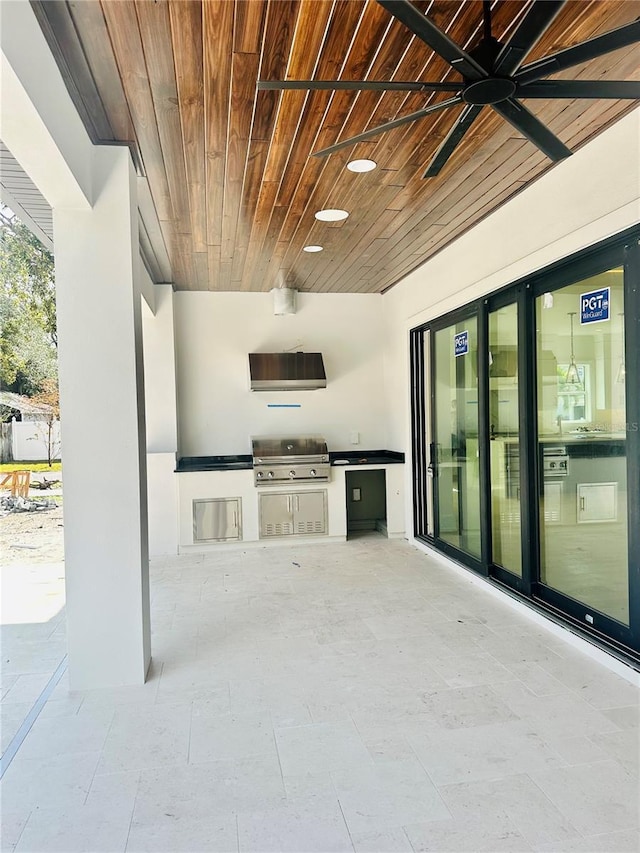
top-left (237, 793), bottom-right (353, 853)
top-left (126, 814), bottom-right (238, 853)
top-left (332, 757), bottom-right (451, 835)
top-left (439, 772), bottom-right (582, 848)
top-left (404, 814), bottom-right (535, 852)
top-left (404, 719), bottom-right (567, 786)
top-left (14, 803), bottom-right (133, 853)
top-left (275, 719), bottom-right (373, 776)
top-left (2, 536), bottom-right (639, 852)
top-left (529, 759), bottom-right (640, 836)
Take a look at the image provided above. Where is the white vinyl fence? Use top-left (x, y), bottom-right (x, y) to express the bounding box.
top-left (1, 420), bottom-right (61, 462)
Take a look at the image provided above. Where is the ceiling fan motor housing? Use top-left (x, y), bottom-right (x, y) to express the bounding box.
top-left (462, 76), bottom-right (517, 105)
top-left (463, 37), bottom-right (516, 105)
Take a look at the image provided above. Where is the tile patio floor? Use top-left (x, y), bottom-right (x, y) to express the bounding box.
top-left (1, 534), bottom-right (639, 852)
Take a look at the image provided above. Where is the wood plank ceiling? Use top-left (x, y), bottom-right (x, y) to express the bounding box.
top-left (32, 0), bottom-right (640, 293)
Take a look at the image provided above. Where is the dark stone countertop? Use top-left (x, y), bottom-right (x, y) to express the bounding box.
top-left (176, 449), bottom-right (405, 472)
top-left (329, 450), bottom-right (405, 466)
top-left (176, 455), bottom-right (253, 472)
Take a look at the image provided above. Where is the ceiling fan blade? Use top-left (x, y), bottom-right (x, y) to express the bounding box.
top-left (516, 19), bottom-right (640, 85)
top-left (492, 98), bottom-right (572, 161)
top-left (313, 96), bottom-right (463, 157)
top-left (377, 0), bottom-right (487, 81)
top-left (423, 103), bottom-right (483, 177)
top-left (257, 80), bottom-right (462, 92)
top-left (520, 80), bottom-right (640, 100)
top-left (494, 0), bottom-right (566, 76)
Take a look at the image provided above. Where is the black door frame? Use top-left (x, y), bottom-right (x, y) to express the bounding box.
top-left (424, 303), bottom-right (486, 575)
top-left (483, 286), bottom-right (533, 597)
top-left (410, 227), bottom-right (640, 658)
top-left (527, 236), bottom-right (639, 650)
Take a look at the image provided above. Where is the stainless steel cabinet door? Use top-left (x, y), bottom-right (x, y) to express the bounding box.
top-left (577, 482), bottom-right (617, 523)
top-left (193, 498), bottom-right (241, 542)
top-left (293, 491), bottom-right (327, 535)
top-left (259, 493), bottom-right (294, 537)
top-left (259, 491), bottom-right (328, 538)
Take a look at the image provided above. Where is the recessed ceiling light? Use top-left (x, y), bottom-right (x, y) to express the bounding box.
top-left (315, 209), bottom-right (349, 222)
top-left (347, 159), bottom-right (377, 173)
top-left (303, 245), bottom-right (323, 253)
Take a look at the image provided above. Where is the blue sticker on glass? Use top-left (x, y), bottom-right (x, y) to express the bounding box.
top-left (580, 286), bottom-right (610, 324)
top-left (454, 330), bottom-right (469, 357)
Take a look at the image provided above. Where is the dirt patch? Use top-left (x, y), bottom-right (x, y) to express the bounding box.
top-left (0, 505), bottom-right (65, 564)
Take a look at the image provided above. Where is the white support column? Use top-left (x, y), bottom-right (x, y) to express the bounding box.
top-left (54, 146), bottom-right (151, 689)
top-left (142, 283), bottom-right (179, 556)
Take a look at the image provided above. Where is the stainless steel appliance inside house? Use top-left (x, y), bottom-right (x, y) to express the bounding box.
top-left (542, 445), bottom-right (569, 478)
top-left (541, 445), bottom-right (569, 525)
top-left (252, 435), bottom-right (330, 486)
top-left (505, 443), bottom-right (569, 500)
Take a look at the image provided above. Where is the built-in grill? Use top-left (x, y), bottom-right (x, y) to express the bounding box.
top-left (542, 445), bottom-right (569, 477)
top-left (252, 435), bottom-right (330, 486)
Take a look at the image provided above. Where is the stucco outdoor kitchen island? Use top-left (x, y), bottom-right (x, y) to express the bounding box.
top-left (176, 451), bottom-right (405, 551)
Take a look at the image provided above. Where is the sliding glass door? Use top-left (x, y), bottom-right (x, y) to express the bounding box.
top-left (535, 268), bottom-right (630, 627)
top-left (410, 228), bottom-right (639, 656)
top-left (488, 301), bottom-right (522, 577)
top-left (433, 315), bottom-right (481, 560)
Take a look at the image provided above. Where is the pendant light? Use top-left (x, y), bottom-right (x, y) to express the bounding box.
top-left (616, 312), bottom-right (626, 384)
top-left (565, 312), bottom-right (582, 388)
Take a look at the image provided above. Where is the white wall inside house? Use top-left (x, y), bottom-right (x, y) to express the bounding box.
top-left (174, 291), bottom-right (390, 457)
top-left (381, 109), bottom-right (640, 533)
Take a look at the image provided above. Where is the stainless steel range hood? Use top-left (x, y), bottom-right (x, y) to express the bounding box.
top-left (249, 352), bottom-right (326, 391)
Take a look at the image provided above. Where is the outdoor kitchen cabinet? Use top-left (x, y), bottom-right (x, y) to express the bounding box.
top-left (259, 490), bottom-right (327, 538)
top-left (193, 497), bottom-right (242, 542)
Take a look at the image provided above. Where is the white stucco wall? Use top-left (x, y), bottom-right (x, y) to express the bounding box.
top-left (174, 291), bottom-right (389, 457)
top-left (142, 284), bottom-right (179, 555)
top-left (142, 284), bottom-right (178, 454)
top-left (381, 109), bottom-right (640, 535)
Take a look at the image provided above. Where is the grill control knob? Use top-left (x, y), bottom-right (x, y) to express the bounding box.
top-left (310, 469), bottom-right (317, 477)
top-left (289, 470), bottom-right (296, 478)
top-left (267, 471), bottom-right (274, 479)
top-left (256, 471), bottom-right (263, 479)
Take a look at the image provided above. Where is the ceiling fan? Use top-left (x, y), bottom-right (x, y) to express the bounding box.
top-left (258, 0), bottom-right (640, 177)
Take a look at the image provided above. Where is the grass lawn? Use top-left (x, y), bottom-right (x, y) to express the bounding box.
top-left (0, 461), bottom-right (62, 473)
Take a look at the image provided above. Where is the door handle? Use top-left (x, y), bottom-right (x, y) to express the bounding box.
top-left (427, 464), bottom-right (435, 478)
top-left (580, 496), bottom-right (585, 512)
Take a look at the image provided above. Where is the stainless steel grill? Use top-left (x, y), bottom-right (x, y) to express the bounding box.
top-left (543, 445), bottom-right (569, 477)
top-left (252, 435), bottom-right (330, 486)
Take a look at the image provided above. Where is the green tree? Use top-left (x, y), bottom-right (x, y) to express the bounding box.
top-left (28, 379), bottom-right (61, 467)
top-left (0, 205), bottom-right (57, 395)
